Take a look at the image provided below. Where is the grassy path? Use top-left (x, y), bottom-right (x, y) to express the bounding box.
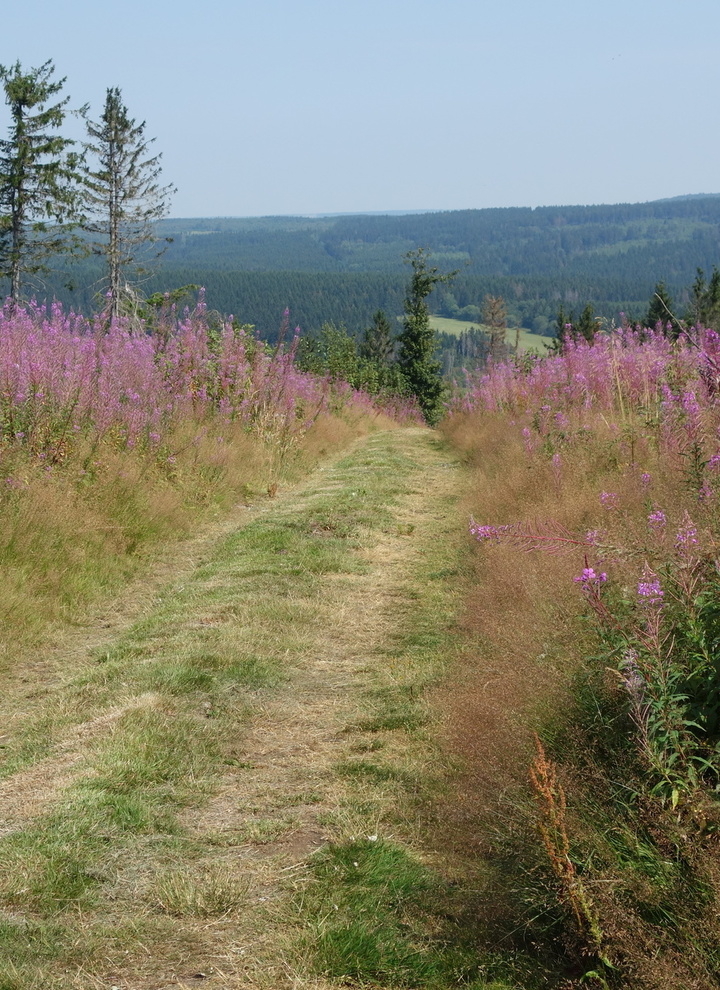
top-left (0, 427), bottom-right (479, 990)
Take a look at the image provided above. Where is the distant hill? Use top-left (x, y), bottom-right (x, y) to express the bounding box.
top-left (155, 196), bottom-right (720, 282)
top-left (653, 193), bottom-right (720, 202)
top-left (27, 196), bottom-right (720, 338)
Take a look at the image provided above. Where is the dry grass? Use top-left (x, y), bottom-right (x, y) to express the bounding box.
top-left (438, 405), bottom-right (720, 987)
top-left (434, 413), bottom-right (601, 848)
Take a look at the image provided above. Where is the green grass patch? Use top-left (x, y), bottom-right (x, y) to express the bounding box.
top-left (2, 428), bottom-right (533, 987)
top-left (428, 314), bottom-right (553, 351)
top-left (335, 759), bottom-right (420, 788)
top-left (303, 838), bottom-right (509, 989)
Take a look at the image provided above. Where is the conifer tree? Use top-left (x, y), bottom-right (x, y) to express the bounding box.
top-left (397, 249), bottom-right (456, 424)
top-left (687, 267), bottom-right (720, 330)
top-left (575, 302), bottom-right (598, 343)
top-left (82, 88), bottom-right (175, 318)
top-left (646, 281), bottom-right (677, 333)
top-left (482, 294), bottom-right (507, 361)
top-left (360, 309), bottom-right (395, 364)
top-left (0, 60), bottom-right (83, 301)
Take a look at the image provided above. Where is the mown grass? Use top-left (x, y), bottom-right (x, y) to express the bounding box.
top-left (305, 838), bottom-right (484, 989)
top-left (1, 427), bottom-right (478, 986)
top-left (286, 435), bottom-right (541, 990)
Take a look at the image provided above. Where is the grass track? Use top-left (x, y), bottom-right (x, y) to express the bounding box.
top-left (0, 427), bottom-right (519, 989)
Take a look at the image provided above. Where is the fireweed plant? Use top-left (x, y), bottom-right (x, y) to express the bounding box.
top-left (0, 295), bottom-right (419, 461)
top-left (460, 324), bottom-right (720, 805)
top-left (447, 324), bottom-right (720, 981)
top-left (470, 510), bottom-right (720, 807)
top-left (0, 296), bottom-right (420, 649)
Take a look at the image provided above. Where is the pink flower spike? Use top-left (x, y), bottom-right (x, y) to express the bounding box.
top-left (600, 491), bottom-right (619, 508)
top-left (674, 513), bottom-right (699, 552)
top-left (637, 565), bottom-right (664, 607)
top-left (573, 567), bottom-right (607, 593)
top-left (648, 509), bottom-right (666, 532)
top-left (469, 521), bottom-right (511, 542)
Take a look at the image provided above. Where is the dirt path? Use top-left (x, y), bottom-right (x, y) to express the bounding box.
top-left (0, 427), bottom-right (468, 989)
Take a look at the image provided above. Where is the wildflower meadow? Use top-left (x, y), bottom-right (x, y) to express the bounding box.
top-left (443, 323), bottom-right (720, 987)
top-left (0, 295), bottom-right (418, 653)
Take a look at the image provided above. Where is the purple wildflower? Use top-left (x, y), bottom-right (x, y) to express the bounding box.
top-left (675, 513), bottom-right (699, 552)
top-left (600, 491), bottom-right (619, 509)
top-left (573, 567), bottom-right (608, 593)
top-left (640, 472), bottom-right (652, 488)
top-left (647, 509), bottom-right (666, 532)
top-left (469, 521), bottom-right (511, 542)
top-left (637, 569), bottom-right (664, 606)
top-left (681, 390), bottom-right (701, 419)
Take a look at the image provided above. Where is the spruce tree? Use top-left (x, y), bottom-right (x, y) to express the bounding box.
top-left (687, 267), bottom-right (720, 330)
top-left (81, 88), bottom-right (175, 318)
top-left (576, 303), bottom-right (598, 343)
top-left (482, 294), bottom-right (507, 360)
top-left (397, 249), bottom-right (456, 425)
top-left (0, 60), bottom-right (83, 301)
top-left (646, 281), bottom-right (677, 333)
top-left (360, 309), bottom-right (395, 364)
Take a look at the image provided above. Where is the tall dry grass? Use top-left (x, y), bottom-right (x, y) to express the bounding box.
top-left (439, 328), bottom-right (720, 987)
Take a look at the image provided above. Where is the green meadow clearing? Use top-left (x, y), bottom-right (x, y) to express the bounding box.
top-left (428, 315), bottom-right (553, 351)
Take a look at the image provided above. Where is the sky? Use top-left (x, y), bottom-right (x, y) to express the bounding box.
top-left (3, 0), bottom-right (719, 218)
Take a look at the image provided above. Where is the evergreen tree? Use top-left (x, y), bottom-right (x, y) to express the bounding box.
top-left (646, 280), bottom-right (677, 333)
top-left (0, 60), bottom-right (83, 301)
top-left (576, 302), bottom-right (598, 343)
top-left (482, 294), bottom-right (507, 360)
top-left (687, 267), bottom-right (720, 330)
top-left (551, 303), bottom-right (598, 349)
top-left (81, 88), bottom-right (175, 318)
top-left (397, 248), bottom-right (456, 425)
top-left (360, 308), bottom-right (395, 364)
top-left (553, 304), bottom-right (572, 350)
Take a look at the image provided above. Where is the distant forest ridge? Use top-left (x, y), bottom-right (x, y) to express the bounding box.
top-left (35, 195), bottom-right (720, 338)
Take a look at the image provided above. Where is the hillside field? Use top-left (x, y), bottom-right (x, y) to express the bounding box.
top-left (428, 314), bottom-right (554, 350)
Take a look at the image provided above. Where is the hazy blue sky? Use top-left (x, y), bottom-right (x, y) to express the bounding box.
top-left (3, 0), bottom-right (718, 217)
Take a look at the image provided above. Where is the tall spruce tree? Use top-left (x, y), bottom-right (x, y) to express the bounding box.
top-left (687, 267), bottom-right (720, 330)
top-left (646, 281), bottom-right (677, 333)
top-left (360, 309), bottom-right (395, 364)
top-left (397, 249), bottom-right (456, 424)
top-left (82, 88), bottom-right (175, 318)
top-left (482, 294), bottom-right (507, 361)
top-left (0, 60), bottom-right (83, 301)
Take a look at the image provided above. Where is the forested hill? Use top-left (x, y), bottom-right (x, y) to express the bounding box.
top-left (156, 196), bottom-right (720, 281)
top-left (49, 195), bottom-right (720, 337)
